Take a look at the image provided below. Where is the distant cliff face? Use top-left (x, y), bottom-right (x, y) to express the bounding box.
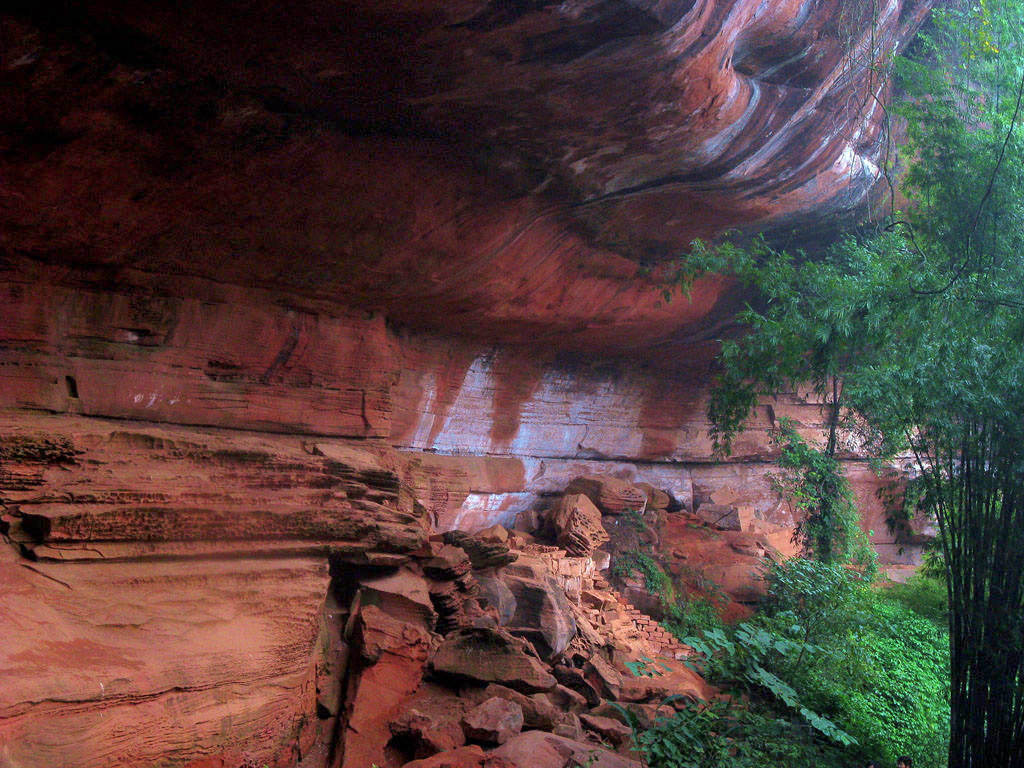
top-left (0, 2), bottom-right (930, 766)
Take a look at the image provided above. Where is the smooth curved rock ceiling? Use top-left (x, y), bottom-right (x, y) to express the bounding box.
top-left (2, 0), bottom-right (929, 345)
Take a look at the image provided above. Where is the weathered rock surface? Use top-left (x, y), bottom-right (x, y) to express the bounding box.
top-left (0, 0), bottom-right (933, 764)
top-left (695, 503), bottom-right (743, 531)
top-left (481, 685), bottom-right (560, 731)
top-left (431, 627), bottom-right (557, 693)
top-left (390, 709), bottom-right (467, 760)
top-left (1, 0), bottom-right (929, 333)
top-left (580, 713), bottom-right (634, 747)
top-left (401, 745), bottom-right (493, 768)
top-left (357, 571), bottom-right (438, 631)
top-left (443, 529), bottom-right (518, 570)
top-left (551, 494), bottom-right (609, 557)
top-left (565, 477), bottom-right (650, 516)
top-left (0, 546), bottom-right (330, 768)
top-left (500, 560), bottom-right (578, 659)
top-left (490, 731), bottom-right (641, 768)
top-left (461, 698), bottom-right (524, 745)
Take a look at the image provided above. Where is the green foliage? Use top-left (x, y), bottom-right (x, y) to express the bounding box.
top-left (762, 557), bottom-right (868, 631)
top-left (694, 2), bottom-right (1024, 763)
top-left (610, 550), bottom-right (674, 601)
top-left (682, 618), bottom-right (857, 746)
top-left (762, 560), bottom-right (950, 766)
top-left (770, 419), bottom-right (877, 571)
top-left (662, 596), bottom-right (723, 639)
top-left (666, 558), bottom-right (950, 767)
top-left (634, 700), bottom-right (733, 768)
top-left (634, 699), bottom-right (852, 768)
top-left (798, 591), bottom-right (951, 768)
top-left (623, 655), bottom-right (672, 679)
top-left (621, 509), bottom-right (650, 533)
top-left (885, 573), bottom-right (949, 627)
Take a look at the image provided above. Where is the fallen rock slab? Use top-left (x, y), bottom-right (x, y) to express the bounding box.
top-left (482, 684), bottom-right (560, 730)
top-left (580, 713), bottom-right (633, 746)
top-left (566, 477), bottom-right (648, 516)
top-left (358, 569), bottom-right (437, 630)
top-left (551, 493), bottom-right (609, 557)
top-left (401, 745), bottom-right (490, 768)
top-left (461, 697), bottom-right (524, 745)
top-left (490, 730), bottom-right (642, 768)
top-left (431, 627), bottom-right (556, 693)
top-left (390, 709), bottom-right (467, 759)
top-left (500, 570), bottom-right (577, 659)
top-left (476, 576), bottom-right (517, 626)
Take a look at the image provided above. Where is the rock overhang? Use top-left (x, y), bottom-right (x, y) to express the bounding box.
top-left (1, 0), bottom-right (931, 351)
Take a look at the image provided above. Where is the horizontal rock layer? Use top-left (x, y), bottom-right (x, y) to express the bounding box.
top-left (0, 282), bottom-right (904, 553)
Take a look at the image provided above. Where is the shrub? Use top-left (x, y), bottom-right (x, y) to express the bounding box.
top-left (670, 558), bottom-right (950, 767)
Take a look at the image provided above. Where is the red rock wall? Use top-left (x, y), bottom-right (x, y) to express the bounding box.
top-left (0, 277), bottom-right (904, 552)
top-left (0, 1), bottom-right (934, 764)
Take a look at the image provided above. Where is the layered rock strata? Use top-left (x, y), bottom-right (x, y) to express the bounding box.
top-left (0, 1), bottom-right (933, 765)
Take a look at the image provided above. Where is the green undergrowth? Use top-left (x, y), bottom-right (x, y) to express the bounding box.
top-left (611, 550), bottom-right (675, 601)
top-left (627, 558), bottom-right (950, 768)
top-left (610, 548), bottom-right (727, 639)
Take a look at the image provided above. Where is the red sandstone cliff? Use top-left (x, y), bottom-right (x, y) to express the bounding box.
top-left (0, 2), bottom-right (931, 766)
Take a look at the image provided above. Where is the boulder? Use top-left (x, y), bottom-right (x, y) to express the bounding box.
top-left (580, 714), bottom-right (633, 746)
top-left (552, 665), bottom-right (601, 706)
top-left (490, 730), bottom-right (642, 768)
top-left (584, 655), bottom-right (623, 700)
top-left (358, 569), bottom-right (438, 630)
top-left (565, 477), bottom-right (648, 516)
top-left (500, 571), bottom-right (577, 659)
top-left (695, 503), bottom-right (741, 531)
top-left (548, 683), bottom-right (589, 712)
top-left (635, 483), bottom-right (672, 511)
top-left (390, 709), bottom-right (467, 759)
top-left (425, 544), bottom-right (474, 580)
top-left (400, 745), bottom-right (488, 768)
top-left (617, 660), bottom-right (714, 705)
top-left (343, 605), bottom-right (433, 768)
top-left (483, 684), bottom-right (560, 730)
top-left (444, 530), bottom-right (518, 569)
top-left (553, 711), bottom-right (585, 741)
top-left (551, 494), bottom-right (609, 557)
top-left (352, 604), bottom-right (431, 665)
top-left (476, 576), bottom-right (517, 626)
top-left (461, 697), bottom-right (524, 744)
top-left (589, 701), bottom-right (672, 731)
top-left (431, 627), bottom-right (557, 693)
top-left (475, 524), bottom-right (510, 545)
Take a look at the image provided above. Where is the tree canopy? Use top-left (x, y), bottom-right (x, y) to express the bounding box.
top-left (699, 2), bottom-right (1024, 766)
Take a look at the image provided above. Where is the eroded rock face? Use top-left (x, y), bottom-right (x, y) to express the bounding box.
top-left (461, 698), bottom-right (524, 745)
top-left (1, 0), bottom-right (930, 325)
top-left (0, 545), bottom-right (331, 768)
top-left (0, 1), bottom-right (933, 765)
top-left (431, 627), bottom-right (558, 693)
top-left (551, 494), bottom-right (610, 557)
